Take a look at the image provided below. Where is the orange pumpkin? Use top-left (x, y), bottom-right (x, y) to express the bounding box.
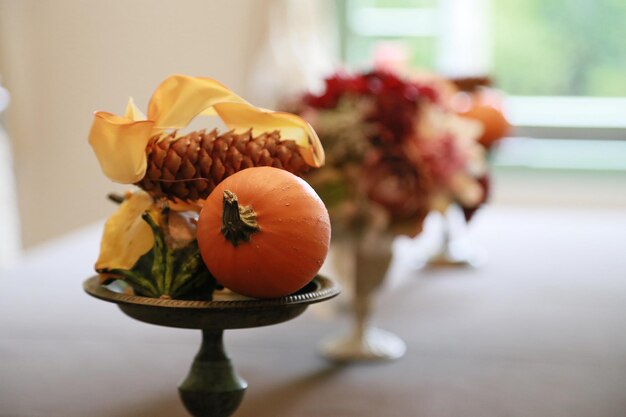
top-left (197, 167), bottom-right (331, 298)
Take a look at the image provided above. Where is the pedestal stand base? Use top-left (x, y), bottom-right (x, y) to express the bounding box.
top-left (178, 329), bottom-right (247, 417)
top-left (83, 275), bottom-right (340, 417)
top-left (427, 238), bottom-right (487, 268)
top-left (320, 327), bottom-right (406, 362)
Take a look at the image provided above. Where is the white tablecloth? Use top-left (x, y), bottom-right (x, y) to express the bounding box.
top-left (1, 205), bottom-right (625, 417)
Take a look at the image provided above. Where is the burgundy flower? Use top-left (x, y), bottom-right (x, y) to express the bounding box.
top-left (305, 72), bottom-right (369, 108)
top-left (292, 68), bottom-right (488, 228)
top-left (416, 133), bottom-right (467, 186)
top-left (363, 151), bottom-right (431, 222)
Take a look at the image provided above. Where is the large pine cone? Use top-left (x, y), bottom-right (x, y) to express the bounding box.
top-left (137, 129), bottom-right (309, 201)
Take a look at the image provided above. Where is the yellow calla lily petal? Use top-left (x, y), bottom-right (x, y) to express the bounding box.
top-left (147, 74), bottom-right (249, 128)
top-left (214, 102), bottom-right (325, 167)
top-left (89, 74), bottom-right (325, 185)
top-left (125, 97), bottom-right (147, 121)
top-left (95, 191), bottom-right (156, 272)
top-left (275, 111), bottom-right (326, 167)
top-left (89, 112), bottom-right (155, 183)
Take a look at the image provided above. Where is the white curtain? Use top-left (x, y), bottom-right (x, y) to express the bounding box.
top-left (0, 82), bottom-right (21, 268)
top-left (247, 0), bottom-right (339, 108)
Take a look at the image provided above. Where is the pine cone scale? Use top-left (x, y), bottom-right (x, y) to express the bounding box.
top-left (137, 129), bottom-right (310, 202)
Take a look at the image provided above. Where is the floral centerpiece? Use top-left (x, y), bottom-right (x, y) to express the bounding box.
top-left (281, 70), bottom-right (490, 361)
top-left (89, 74), bottom-right (330, 300)
top-left (286, 69), bottom-right (489, 235)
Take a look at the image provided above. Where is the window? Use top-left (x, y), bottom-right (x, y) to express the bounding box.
top-left (340, 0), bottom-right (626, 173)
top-left (341, 0), bottom-right (440, 72)
top-left (341, 0), bottom-right (626, 137)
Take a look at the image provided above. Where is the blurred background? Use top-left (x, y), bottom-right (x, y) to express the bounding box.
top-left (0, 2), bottom-right (625, 416)
top-left (0, 0), bottom-right (625, 261)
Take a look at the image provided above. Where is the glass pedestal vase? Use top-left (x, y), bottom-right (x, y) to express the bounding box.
top-left (320, 231), bottom-right (406, 362)
top-left (84, 275), bottom-right (339, 417)
top-left (425, 204), bottom-right (486, 267)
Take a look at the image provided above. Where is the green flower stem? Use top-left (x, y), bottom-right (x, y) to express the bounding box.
top-left (170, 248), bottom-right (201, 295)
top-left (104, 268), bottom-right (158, 297)
top-left (173, 268), bottom-right (216, 300)
top-left (164, 247), bottom-right (175, 296)
top-left (141, 212), bottom-right (166, 293)
top-left (160, 206), bottom-right (174, 297)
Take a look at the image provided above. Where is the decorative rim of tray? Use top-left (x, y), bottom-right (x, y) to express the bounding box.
top-left (83, 275), bottom-right (340, 309)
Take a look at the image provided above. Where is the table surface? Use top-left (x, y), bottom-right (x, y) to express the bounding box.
top-left (1, 205), bottom-right (626, 417)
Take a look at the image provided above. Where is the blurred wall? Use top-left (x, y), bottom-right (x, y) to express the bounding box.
top-left (0, 0), bottom-right (267, 248)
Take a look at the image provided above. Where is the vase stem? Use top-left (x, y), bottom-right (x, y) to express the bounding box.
top-left (441, 211), bottom-right (451, 249)
top-left (178, 329), bottom-right (247, 417)
top-left (320, 232), bottom-right (406, 361)
top-left (197, 329), bottom-right (228, 361)
top-left (425, 204), bottom-right (485, 267)
top-left (353, 293), bottom-right (370, 340)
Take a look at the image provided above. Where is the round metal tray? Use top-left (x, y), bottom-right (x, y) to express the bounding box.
top-left (83, 275), bottom-right (340, 329)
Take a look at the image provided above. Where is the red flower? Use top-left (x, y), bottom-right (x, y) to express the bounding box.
top-left (292, 68), bottom-right (488, 228)
top-left (414, 133), bottom-right (467, 186)
top-left (363, 150), bottom-right (431, 221)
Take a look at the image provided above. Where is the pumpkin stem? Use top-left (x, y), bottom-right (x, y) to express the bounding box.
top-left (221, 190), bottom-right (259, 246)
